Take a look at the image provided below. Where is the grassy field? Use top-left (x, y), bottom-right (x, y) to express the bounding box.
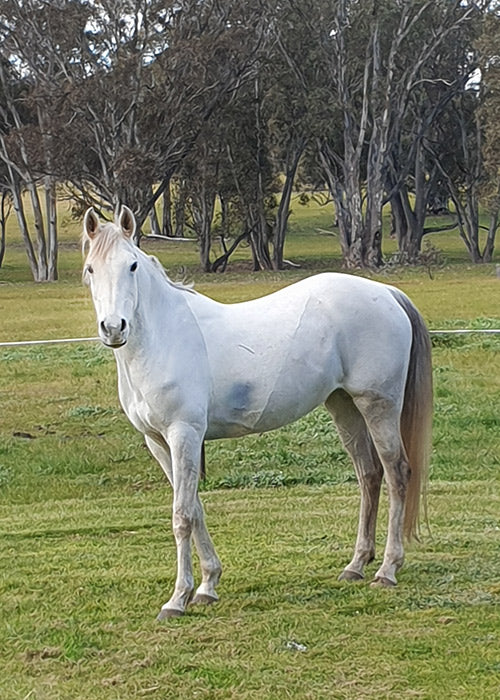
top-left (0, 199), bottom-right (499, 699)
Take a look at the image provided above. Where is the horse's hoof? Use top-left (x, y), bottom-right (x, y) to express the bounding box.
top-left (157, 606), bottom-right (184, 620)
top-left (338, 569), bottom-right (364, 582)
top-left (370, 576), bottom-right (397, 588)
top-left (191, 592), bottom-right (218, 606)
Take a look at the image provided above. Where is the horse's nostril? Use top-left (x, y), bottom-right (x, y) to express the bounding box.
top-left (100, 319), bottom-right (126, 338)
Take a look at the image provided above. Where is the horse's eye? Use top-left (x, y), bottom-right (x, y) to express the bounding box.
top-left (130, 261), bottom-right (138, 272)
top-left (87, 264), bottom-right (94, 274)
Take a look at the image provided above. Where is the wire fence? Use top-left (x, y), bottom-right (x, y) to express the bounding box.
top-left (0, 329), bottom-right (499, 349)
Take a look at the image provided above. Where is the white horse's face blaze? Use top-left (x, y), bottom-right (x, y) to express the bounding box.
top-left (83, 207), bottom-right (138, 348)
top-left (85, 252), bottom-right (138, 347)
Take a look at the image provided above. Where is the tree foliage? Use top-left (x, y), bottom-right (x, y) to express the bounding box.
top-left (0, 0), bottom-right (498, 278)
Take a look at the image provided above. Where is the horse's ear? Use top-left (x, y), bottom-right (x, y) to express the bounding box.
top-left (119, 206), bottom-right (136, 239)
top-left (83, 208), bottom-right (99, 239)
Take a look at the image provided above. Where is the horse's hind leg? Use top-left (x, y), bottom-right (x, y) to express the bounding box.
top-left (326, 390), bottom-right (383, 581)
top-left (353, 394), bottom-right (410, 587)
top-left (190, 490), bottom-right (223, 607)
top-left (145, 434), bottom-right (222, 616)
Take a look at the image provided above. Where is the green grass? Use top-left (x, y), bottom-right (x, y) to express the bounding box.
top-left (0, 196), bottom-right (499, 699)
top-left (1, 484), bottom-right (499, 699)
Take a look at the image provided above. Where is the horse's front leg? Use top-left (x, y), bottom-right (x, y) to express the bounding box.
top-left (156, 424), bottom-right (210, 619)
top-left (146, 433), bottom-right (221, 618)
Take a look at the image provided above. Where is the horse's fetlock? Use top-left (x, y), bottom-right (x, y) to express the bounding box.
top-left (362, 547), bottom-right (376, 564)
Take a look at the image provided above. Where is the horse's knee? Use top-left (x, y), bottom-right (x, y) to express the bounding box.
top-left (172, 509), bottom-right (195, 540)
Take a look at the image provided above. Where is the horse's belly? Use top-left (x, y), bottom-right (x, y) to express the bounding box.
top-left (205, 360), bottom-right (338, 440)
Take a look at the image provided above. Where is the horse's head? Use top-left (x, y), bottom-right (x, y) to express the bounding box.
top-left (83, 206), bottom-right (139, 348)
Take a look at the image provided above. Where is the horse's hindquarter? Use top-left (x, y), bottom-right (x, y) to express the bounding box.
top-left (200, 274), bottom-right (413, 439)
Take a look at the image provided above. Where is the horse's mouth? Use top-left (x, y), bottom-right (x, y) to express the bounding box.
top-left (102, 339), bottom-right (127, 349)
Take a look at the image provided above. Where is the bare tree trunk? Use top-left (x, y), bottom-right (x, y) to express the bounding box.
top-left (0, 190), bottom-right (10, 268)
top-left (458, 200), bottom-right (481, 263)
top-left (199, 215), bottom-right (212, 272)
top-left (195, 189), bottom-right (217, 272)
top-left (318, 141), bottom-right (362, 265)
top-left (26, 181), bottom-right (48, 281)
top-left (10, 180), bottom-right (39, 280)
top-left (389, 143), bottom-right (429, 262)
top-left (273, 142), bottom-right (304, 270)
top-left (45, 177), bottom-right (58, 281)
top-left (247, 206), bottom-right (272, 271)
top-left (149, 202), bottom-right (161, 236)
top-left (211, 231), bottom-right (248, 273)
top-left (482, 209), bottom-right (498, 263)
top-left (174, 179), bottom-right (186, 238)
top-left (162, 183), bottom-right (173, 237)
top-left (219, 194), bottom-right (229, 241)
top-left (364, 182), bottom-right (383, 268)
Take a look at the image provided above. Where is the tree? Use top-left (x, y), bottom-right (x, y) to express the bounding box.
top-left (180, 134), bottom-right (222, 272)
top-left (0, 58), bottom-right (57, 281)
top-left (267, 4), bottom-right (311, 269)
top-left (476, 7), bottom-right (500, 262)
top-left (278, 0), bottom-right (486, 268)
top-left (57, 0), bottom-right (267, 235)
top-left (0, 185), bottom-right (11, 269)
top-left (386, 8), bottom-right (482, 261)
top-left (0, 0), bottom-right (92, 280)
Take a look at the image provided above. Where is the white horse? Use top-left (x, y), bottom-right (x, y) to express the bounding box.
top-left (83, 206), bottom-right (432, 619)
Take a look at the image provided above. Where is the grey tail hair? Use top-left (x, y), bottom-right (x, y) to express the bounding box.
top-left (200, 442), bottom-right (206, 482)
top-left (391, 289), bottom-right (433, 540)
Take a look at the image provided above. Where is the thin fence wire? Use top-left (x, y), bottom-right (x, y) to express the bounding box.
top-left (0, 330), bottom-right (499, 348)
top-left (0, 337), bottom-right (100, 348)
top-left (428, 329), bottom-right (500, 335)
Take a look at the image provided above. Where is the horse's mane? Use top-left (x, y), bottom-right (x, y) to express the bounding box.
top-left (148, 254), bottom-right (195, 294)
top-left (82, 221), bottom-right (195, 294)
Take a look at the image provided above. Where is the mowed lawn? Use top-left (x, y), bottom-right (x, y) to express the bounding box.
top-left (0, 201), bottom-right (499, 699)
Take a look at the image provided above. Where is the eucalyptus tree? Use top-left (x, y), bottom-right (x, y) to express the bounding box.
top-left (386, 3), bottom-right (484, 261)
top-left (7, 0), bottom-right (267, 238)
top-left (475, 7), bottom-right (500, 262)
top-left (178, 67), bottom-right (282, 273)
top-left (176, 130), bottom-right (223, 272)
top-left (278, 0), bottom-right (485, 268)
top-left (126, 0), bottom-right (269, 233)
top-left (416, 3), bottom-right (500, 264)
top-left (265, 3), bottom-right (313, 270)
top-left (0, 0), bottom-right (87, 280)
top-left (215, 77), bottom-right (277, 271)
top-left (0, 181), bottom-right (11, 269)
top-left (56, 0), bottom-right (262, 231)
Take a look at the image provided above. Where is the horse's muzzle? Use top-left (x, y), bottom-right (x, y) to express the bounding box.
top-left (99, 317), bottom-right (129, 348)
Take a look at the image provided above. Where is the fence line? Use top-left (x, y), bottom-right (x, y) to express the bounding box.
top-left (0, 337), bottom-right (100, 348)
top-left (428, 329), bottom-right (500, 335)
top-left (0, 330), bottom-right (499, 349)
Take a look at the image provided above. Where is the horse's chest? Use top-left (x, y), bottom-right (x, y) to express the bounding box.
top-left (117, 375), bottom-right (164, 435)
top-left (116, 382), bottom-right (149, 431)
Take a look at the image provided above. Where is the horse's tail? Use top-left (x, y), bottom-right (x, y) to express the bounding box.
top-left (200, 442), bottom-right (206, 481)
top-left (391, 289), bottom-right (433, 540)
